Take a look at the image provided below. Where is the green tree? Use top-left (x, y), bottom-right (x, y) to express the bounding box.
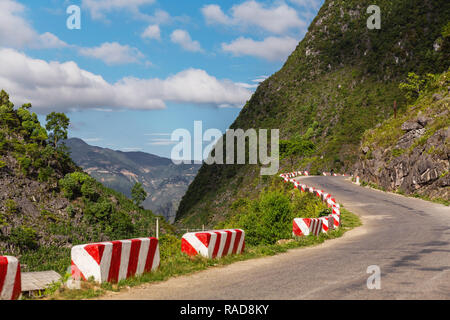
top-left (280, 136), bottom-right (315, 167)
top-left (131, 182), bottom-right (147, 207)
top-left (45, 112), bottom-right (70, 148)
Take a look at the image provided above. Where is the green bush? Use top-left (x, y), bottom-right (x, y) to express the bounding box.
top-left (59, 172), bottom-right (94, 200)
top-left (9, 226), bottom-right (39, 250)
top-left (81, 179), bottom-right (100, 201)
top-left (84, 199), bottom-right (113, 223)
top-left (38, 167), bottom-right (54, 182)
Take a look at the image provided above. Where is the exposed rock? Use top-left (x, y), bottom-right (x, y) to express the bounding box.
top-left (432, 93), bottom-right (443, 101)
top-left (401, 121), bottom-right (423, 132)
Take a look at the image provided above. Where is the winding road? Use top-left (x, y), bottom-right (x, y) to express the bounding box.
top-left (100, 176), bottom-right (450, 300)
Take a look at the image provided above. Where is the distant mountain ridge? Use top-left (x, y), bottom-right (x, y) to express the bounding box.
top-left (65, 138), bottom-right (200, 222)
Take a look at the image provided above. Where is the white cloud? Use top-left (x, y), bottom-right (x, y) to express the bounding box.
top-left (78, 42), bottom-right (145, 65)
top-left (0, 0), bottom-right (67, 49)
top-left (236, 82), bottom-right (258, 89)
top-left (38, 32), bottom-right (69, 49)
top-left (252, 75), bottom-right (268, 83)
top-left (170, 30), bottom-right (203, 52)
top-left (141, 25), bottom-right (161, 40)
top-left (147, 138), bottom-right (178, 146)
top-left (0, 48), bottom-right (252, 112)
top-left (202, 4), bottom-right (232, 25)
top-left (82, 0), bottom-right (156, 20)
top-left (202, 1), bottom-right (307, 34)
top-left (222, 36), bottom-right (298, 61)
top-left (289, 0), bottom-right (322, 10)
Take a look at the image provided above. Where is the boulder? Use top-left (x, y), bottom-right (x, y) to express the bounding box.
top-left (401, 121), bottom-right (423, 132)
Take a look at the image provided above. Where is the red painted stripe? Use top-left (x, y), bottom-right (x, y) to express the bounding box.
top-left (293, 220), bottom-right (303, 236)
top-left (212, 232), bottom-right (222, 259)
top-left (181, 238), bottom-right (198, 256)
top-left (195, 233), bottom-right (212, 248)
top-left (108, 241), bottom-right (123, 283)
top-left (84, 244), bottom-right (105, 265)
top-left (71, 260), bottom-right (86, 281)
top-left (11, 263), bottom-right (21, 300)
top-left (222, 231), bottom-right (233, 255)
top-left (144, 238), bottom-right (158, 272)
top-left (232, 230), bottom-right (243, 254)
top-left (126, 239), bottom-right (142, 278)
top-left (0, 256), bottom-right (7, 295)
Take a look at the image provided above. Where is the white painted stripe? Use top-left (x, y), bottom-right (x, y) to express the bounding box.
top-left (118, 240), bottom-right (131, 281)
top-left (236, 229), bottom-right (245, 253)
top-left (183, 233), bottom-right (210, 258)
top-left (227, 231), bottom-right (237, 255)
top-left (1, 256), bottom-right (17, 300)
top-left (216, 231), bottom-right (228, 258)
top-left (136, 238), bottom-right (150, 275)
top-left (71, 244), bottom-right (102, 282)
top-left (151, 242), bottom-right (160, 271)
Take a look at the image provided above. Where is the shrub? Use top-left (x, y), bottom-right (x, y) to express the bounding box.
top-left (81, 179), bottom-right (100, 201)
top-left (9, 226), bottom-right (39, 250)
top-left (59, 172), bottom-right (94, 200)
top-left (84, 199), bottom-right (113, 223)
top-left (38, 167), bottom-right (54, 182)
top-left (234, 191), bottom-right (294, 246)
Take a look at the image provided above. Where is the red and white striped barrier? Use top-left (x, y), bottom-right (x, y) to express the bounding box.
top-left (71, 237), bottom-right (159, 284)
top-left (181, 229), bottom-right (245, 259)
top-left (280, 170), bottom-right (342, 236)
top-left (0, 256), bottom-right (21, 300)
top-left (293, 218), bottom-right (323, 237)
top-left (319, 216), bottom-right (335, 232)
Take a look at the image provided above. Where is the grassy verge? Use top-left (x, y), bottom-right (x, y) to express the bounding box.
top-left (359, 179), bottom-right (449, 206)
top-left (30, 208), bottom-right (361, 300)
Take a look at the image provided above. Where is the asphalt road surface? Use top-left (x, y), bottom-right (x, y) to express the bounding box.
top-left (100, 176), bottom-right (450, 300)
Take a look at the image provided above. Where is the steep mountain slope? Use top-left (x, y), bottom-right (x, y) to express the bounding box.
top-left (176, 0), bottom-right (450, 227)
top-left (354, 70), bottom-right (449, 200)
top-left (65, 138), bottom-right (200, 222)
top-left (0, 91), bottom-right (173, 273)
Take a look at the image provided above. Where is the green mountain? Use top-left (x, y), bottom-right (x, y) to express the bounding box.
top-left (176, 0), bottom-right (450, 227)
top-left (65, 138), bottom-right (200, 223)
top-left (0, 91), bottom-right (173, 273)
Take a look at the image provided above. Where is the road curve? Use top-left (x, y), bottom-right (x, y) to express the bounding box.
top-left (100, 176), bottom-right (450, 300)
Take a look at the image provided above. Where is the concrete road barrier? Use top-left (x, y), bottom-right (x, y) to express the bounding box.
top-left (280, 170), bottom-right (342, 237)
top-left (181, 229), bottom-right (245, 259)
top-left (71, 237), bottom-right (159, 284)
top-left (0, 256), bottom-right (21, 300)
top-left (293, 218), bottom-right (323, 237)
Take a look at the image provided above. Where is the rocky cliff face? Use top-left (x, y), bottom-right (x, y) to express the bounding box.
top-left (354, 73), bottom-right (449, 200)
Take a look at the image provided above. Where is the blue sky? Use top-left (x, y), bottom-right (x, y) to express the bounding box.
top-left (0, 0), bottom-right (323, 159)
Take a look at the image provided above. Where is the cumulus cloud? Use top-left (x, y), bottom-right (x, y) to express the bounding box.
top-left (0, 0), bottom-right (67, 49)
top-left (222, 36), bottom-right (298, 61)
top-left (0, 48), bottom-right (252, 113)
top-left (78, 42), bottom-right (146, 65)
top-left (141, 25), bottom-right (161, 40)
top-left (170, 30), bottom-right (203, 52)
top-left (202, 1), bottom-right (307, 34)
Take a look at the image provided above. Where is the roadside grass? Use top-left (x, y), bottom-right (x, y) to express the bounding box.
top-left (358, 179), bottom-right (449, 206)
top-left (34, 208), bottom-right (361, 300)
